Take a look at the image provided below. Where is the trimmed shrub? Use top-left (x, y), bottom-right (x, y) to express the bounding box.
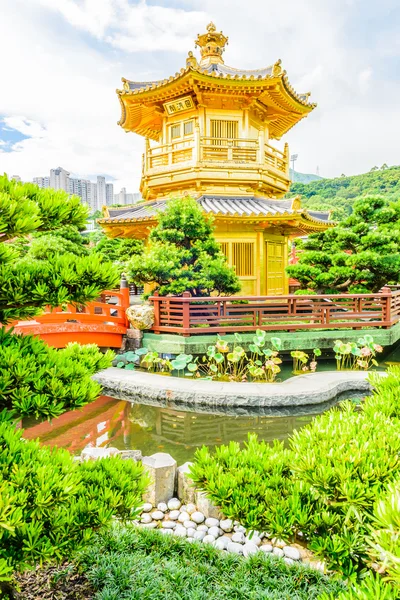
top-left (0, 417), bottom-right (149, 584)
top-left (0, 329), bottom-right (114, 419)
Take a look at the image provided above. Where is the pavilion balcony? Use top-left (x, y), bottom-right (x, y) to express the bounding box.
top-left (142, 136), bottom-right (290, 198)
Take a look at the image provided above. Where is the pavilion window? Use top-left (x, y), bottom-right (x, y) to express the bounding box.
top-left (183, 120), bottom-right (194, 136)
top-left (170, 124), bottom-right (181, 140)
top-left (210, 119), bottom-right (238, 145)
top-left (232, 242), bottom-right (254, 276)
top-left (219, 242), bottom-right (229, 259)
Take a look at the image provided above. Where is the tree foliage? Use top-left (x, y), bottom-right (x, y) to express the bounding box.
top-left (0, 175), bottom-right (118, 323)
top-left (128, 197), bottom-right (240, 297)
top-left (287, 196), bottom-right (400, 293)
top-left (289, 164), bottom-right (400, 220)
top-left (91, 234), bottom-right (143, 276)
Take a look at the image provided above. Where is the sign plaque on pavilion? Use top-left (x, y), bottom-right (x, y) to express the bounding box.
top-left (99, 23), bottom-right (331, 296)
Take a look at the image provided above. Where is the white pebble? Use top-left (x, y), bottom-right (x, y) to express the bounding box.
top-left (208, 526), bottom-right (221, 538)
top-left (205, 517), bottom-right (219, 528)
top-left (139, 522), bottom-right (158, 529)
top-left (169, 510), bottom-right (180, 521)
top-left (186, 528), bottom-right (196, 538)
top-left (232, 532), bottom-right (245, 544)
top-left (157, 502), bottom-right (168, 512)
top-left (160, 528), bottom-right (173, 536)
top-left (284, 557), bottom-right (295, 565)
top-left (193, 530), bottom-right (206, 541)
top-left (227, 542), bottom-right (244, 555)
top-left (191, 511), bottom-right (205, 524)
top-left (141, 503), bottom-right (153, 513)
top-left (245, 535), bottom-right (261, 546)
top-left (161, 521), bottom-right (176, 529)
top-left (260, 544), bottom-right (273, 553)
top-left (151, 510), bottom-right (164, 520)
top-left (186, 503), bottom-right (196, 515)
top-left (273, 547), bottom-right (284, 558)
top-left (272, 538), bottom-right (286, 549)
top-left (140, 513), bottom-right (153, 524)
top-left (283, 546), bottom-right (301, 561)
top-left (203, 534), bottom-right (216, 544)
top-left (243, 543), bottom-right (259, 557)
top-left (183, 520), bottom-right (197, 529)
top-left (178, 511), bottom-right (190, 523)
top-left (167, 498), bottom-right (181, 511)
top-left (180, 505), bottom-right (187, 513)
top-left (174, 527), bottom-right (187, 538)
top-left (220, 519), bottom-right (233, 532)
top-left (197, 524), bottom-right (208, 532)
top-left (214, 537), bottom-right (229, 551)
top-left (234, 525), bottom-right (246, 533)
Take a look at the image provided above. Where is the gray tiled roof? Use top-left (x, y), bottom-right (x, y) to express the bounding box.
top-left (103, 196), bottom-right (331, 223)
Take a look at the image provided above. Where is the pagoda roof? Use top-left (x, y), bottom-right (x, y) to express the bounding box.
top-left (99, 195), bottom-right (331, 234)
top-left (117, 24), bottom-right (316, 141)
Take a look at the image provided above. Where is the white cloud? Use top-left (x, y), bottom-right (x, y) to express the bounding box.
top-left (1, 0), bottom-right (400, 189)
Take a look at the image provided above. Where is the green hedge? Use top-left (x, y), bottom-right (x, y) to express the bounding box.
top-left (190, 367), bottom-right (400, 583)
top-left (0, 417), bottom-right (149, 585)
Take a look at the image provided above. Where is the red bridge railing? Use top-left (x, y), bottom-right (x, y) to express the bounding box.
top-left (149, 287), bottom-right (400, 337)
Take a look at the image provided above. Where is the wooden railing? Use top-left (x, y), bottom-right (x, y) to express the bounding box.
top-left (200, 137), bottom-right (259, 163)
top-left (149, 288), bottom-right (400, 336)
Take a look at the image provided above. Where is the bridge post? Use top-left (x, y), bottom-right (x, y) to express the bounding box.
top-left (120, 274), bottom-right (130, 326)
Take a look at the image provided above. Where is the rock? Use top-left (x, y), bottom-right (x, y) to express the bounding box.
top-left (227, 542), bottom-right (244, 555)
top-left (167, 498), bottom-right (181, 511)
top-left (197, 524), bottom-right (208, 532)
top-left (151, 510), bottom-right (164, 521)
top-left (138, 522), bottom-right (158, 529)
top-left (203, 535), bottom-right (216, 544)
top-left (177, 511), bottom-right (190, 523)
top-left (273, 548), bottom-right (285, 558)
top-left (180, 505), bottom-right (187, 513)
top-left (140, 514), bottom-right (153, 524)
top-left (160, 528), bottom-right (173, 536)
top-left (205, 518), bottom-right (219, 528)
top-left (284, 557), bottom-right (295, 565)
top-left (220, 519), bottom-right (233, 533)
top-left (169, 510), bottom-right (180, 521)
top-left (243, 543), bottom-right (259, 557)
top-left (161, 521), bottom-right (176, 529)
top-left (81, 446), bottom-right (120, 461)
top-left (208, 526), bottom-right (220, 539)
top-left (126, 304), bottom-right (154, 330)
top-left (245, 535), bottom-right (261, 546)
top-left (234, 525), bottom-right (246, 534)
top-left (142, 503), bottom-right (153, 513)
top-left (177, 462), bottom-right (197, 504)
top-left (183, 520), bottom-right (197, 529)
top-left (191, 511), bottom-right (205, 524)
top-left (214, 537), bottom-right (230, 551)
top-left (272, 538), bottom-right (286, 549)
top-left (193, 530), bottom-right (206, 541)
top-left (142, 453), bottom-right (177, 506)
top-left (186, 528), bottom-right (196, 538)
top-left (260, 544), bottom-right (273, 553)
top-left (196, 492), bottom-right (223, 519)
top-left (157, 502), bottom-right (168, 512)
top-left (186, 503), bottom-right (196, 515)
top-left (283, 546), bottom-right (301, 561)
top-left (118, 449), bottom-right (142, 461)
top-left (173, 527), bottom-right (187, 538)
top-left (232, 532), bottom-right (245, 544)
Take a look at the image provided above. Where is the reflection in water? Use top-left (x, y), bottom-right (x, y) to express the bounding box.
top-left (23, 392), bottom-right (363, 464)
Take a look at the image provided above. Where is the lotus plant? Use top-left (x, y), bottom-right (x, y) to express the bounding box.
top-left (291, 348), bottom-right (321, 374)
top-left (334, 335), bottom-right (383, 371)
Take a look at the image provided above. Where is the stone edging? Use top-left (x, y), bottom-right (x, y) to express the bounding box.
top-left (93, 368), bottom-right (383, 407)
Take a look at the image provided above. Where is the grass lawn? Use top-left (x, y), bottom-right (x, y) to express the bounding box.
top-left (76, 525), bottom-right (345, 600)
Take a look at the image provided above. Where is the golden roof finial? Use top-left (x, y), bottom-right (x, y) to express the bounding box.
top-left (195, 22), bottom-right (229, 67)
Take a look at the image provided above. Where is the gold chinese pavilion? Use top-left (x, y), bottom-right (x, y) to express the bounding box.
top-left (99, 22), bottom-right (331, 295)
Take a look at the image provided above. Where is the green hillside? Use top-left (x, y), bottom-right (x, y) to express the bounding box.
top-left (289, 165), bottom-right (400, 219)
top-left (289, 169), bottom-right (322, 183)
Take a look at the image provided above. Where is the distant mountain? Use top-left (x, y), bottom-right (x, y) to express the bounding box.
top-left (289, 169), bottom-right (323, 184)
top-left (288, 165), bottom-right (400, 220)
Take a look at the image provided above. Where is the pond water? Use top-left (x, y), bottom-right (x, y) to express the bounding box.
top-left (23, 390), bottom-right (363, 465)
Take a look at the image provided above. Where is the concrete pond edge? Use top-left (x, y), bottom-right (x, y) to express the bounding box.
top-left (93, 368), bottom-right (385, 408)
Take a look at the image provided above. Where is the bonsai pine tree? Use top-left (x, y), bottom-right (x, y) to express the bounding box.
top-left (128, 197), bottom-right (240, 297)
top-left (287, 196), bottom-right (400, 293)
top-left (0, 175), bottom-right (119, 323)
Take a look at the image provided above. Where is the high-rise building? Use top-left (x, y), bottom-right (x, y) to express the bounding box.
top-left (50, 167), bottom-right (70, 192)
top-left (114, 188), bottom-right (141, 205)
top-left (106, 183), bottom-right (114, 206)
top-left (96, 176), bottom-right (106, 208)
top-left (33, 176), bottom-right (50, 188)
top-left (11, 175), bottom-right (21, 182)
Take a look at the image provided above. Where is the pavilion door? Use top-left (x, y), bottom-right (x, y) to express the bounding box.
top-left (266, 241), bottom-right (285, 295)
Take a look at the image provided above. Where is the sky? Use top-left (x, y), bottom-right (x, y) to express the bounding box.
top-left (0, 0), bottom-right (399, 193)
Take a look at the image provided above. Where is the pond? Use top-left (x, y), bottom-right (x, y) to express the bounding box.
top-left (23, 390), bottom-right (363, 465)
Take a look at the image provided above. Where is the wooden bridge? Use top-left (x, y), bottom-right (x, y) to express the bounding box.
top-left (11, 284), bottom-right (130, 348)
